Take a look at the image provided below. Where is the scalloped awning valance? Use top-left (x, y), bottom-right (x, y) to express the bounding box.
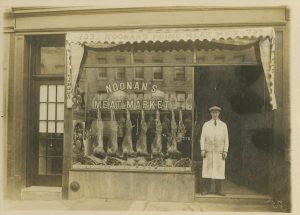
top-left (65, 27), bottom-right (277, 109)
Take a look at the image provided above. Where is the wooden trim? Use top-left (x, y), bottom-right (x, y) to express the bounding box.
top-left (13, 23), bottom-right (288, 34)
top-left (5, 33), bottom-right (16, 199)
top-left (62, 45), bottom-right (73, 199)
top-left (9, 35), bottom-right (29, 194)
top-left (70, 168), bottom-right (194, 175)
top-left (11, 6), bottom-right (288, 17)
top-left (82, 63), bottom-right (260, 68)
top-left (32, 74), bottom-right (65, 79)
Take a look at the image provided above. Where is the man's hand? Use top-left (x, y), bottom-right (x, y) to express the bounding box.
top-left (201, 150), bottom-right (206, 158)
top-left (222, 151), bottom-right (227, 160)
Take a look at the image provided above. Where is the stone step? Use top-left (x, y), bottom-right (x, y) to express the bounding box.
top-left (21, 186), bottom-right (62, 200)
top-left (194, 193), bottom-right (272, 205)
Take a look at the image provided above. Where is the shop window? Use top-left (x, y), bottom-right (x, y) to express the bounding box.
top-left (74, 43), bottom-right (193, 171)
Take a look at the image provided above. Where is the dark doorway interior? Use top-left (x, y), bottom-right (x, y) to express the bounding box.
top-left (194, 66), bottom-right (273, 195)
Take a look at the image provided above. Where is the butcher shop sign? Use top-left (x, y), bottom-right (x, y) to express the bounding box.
top-left (91, 81), bottom-right (171, 110)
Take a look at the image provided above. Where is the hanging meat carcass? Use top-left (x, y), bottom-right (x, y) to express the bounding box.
top-left (167, 110), bottom-right (181, 156)
top-left (152, 110), bottom-right (163, 156)
top-left (122, 109), bottom-right (134, 156)
top-left (136, 110), bottom-right (149, 156)
top-left (83, 127), bottom-right (93, 156)
top-left (185, 93), bottom-right (193, 110)
top-left (92, 109), bottom-right (105, 158)
top-left (177, 109), bottom-right (186, 143)
top-left (107, 109), bottom-right (118, 155)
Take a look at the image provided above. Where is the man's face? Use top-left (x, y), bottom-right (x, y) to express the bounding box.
top-left (210, 111), bottom-right (220, 120)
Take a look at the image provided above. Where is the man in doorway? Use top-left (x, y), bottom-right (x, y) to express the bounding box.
top-left (200, 106), bottom-right (229, 196)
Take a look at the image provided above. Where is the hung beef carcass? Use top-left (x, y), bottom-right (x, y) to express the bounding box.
top-left (92, 109), bottom-right (105, 158)
top-left (122, 109), bottom-right (134, 156)
top-left (107, 109), bottom-right (118, 155)
top-left (167, 110), bottom-right (181, 156)
top-left (83, 126), bottom-right (93, 156)
top-left (152, 110), bottom-right (163, 156)
top-left (177, 109), bottom-right (186, 142)
top-left (136, 110), bottom-right (149, 156)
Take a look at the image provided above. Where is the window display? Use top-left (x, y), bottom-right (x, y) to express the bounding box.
top-left (72, 47), bottom-right (193, 171)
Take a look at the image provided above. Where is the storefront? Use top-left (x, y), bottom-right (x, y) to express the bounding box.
top-left (2, 5), bottom-right (290, 208)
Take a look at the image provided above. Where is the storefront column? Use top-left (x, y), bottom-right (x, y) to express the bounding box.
top-left (6, 34), bottom-right (29, 198)
top-left (62, 78), bottom-right (74, 199)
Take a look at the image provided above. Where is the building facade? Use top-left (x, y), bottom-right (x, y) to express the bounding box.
top-left (2, 5), bottom-right (291, 210)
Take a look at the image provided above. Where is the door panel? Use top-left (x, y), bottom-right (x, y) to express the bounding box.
top-left (32, 81), bottom-right (64, 186)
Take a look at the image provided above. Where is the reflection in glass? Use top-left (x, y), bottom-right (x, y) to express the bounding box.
top-left (74, 46), bottom-right (193, 170)
top-left (40, 47), bottom-right (65, 74)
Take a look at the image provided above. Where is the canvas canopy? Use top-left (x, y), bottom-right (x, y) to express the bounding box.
top-left (66, 27), bottom-right (277, 109)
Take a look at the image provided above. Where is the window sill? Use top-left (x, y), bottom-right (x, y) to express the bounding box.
top-left (71, 164), bottom-right (192, 174)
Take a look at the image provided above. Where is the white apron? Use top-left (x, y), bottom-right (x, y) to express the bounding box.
top-left (200, 119), bottom-right (229, 179)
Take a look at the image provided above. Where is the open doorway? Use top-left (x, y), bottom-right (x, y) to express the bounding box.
top-left (194, 66), bottom-right (273, 196)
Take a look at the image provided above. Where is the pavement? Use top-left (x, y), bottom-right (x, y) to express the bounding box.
top-left (0, 198), bottom-right (278, 212)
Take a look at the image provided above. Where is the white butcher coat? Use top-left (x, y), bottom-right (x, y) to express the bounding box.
top-left (200, 119), bottom-right (229, 179)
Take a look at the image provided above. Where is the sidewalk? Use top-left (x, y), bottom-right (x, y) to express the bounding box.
top-left (1, 198), bottom-right (277, 212)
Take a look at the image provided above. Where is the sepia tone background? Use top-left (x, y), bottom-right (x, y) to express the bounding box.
top-left (3, 0), bottom-right (300, 212)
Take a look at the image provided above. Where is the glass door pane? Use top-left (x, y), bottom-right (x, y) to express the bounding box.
top-left (38, 84), bottom-right (64, 176)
